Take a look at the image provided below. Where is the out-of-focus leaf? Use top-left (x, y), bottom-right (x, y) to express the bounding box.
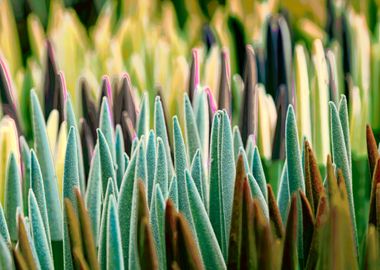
top-left (188, 49), bottom-right (200, 103)
top-left (218, 49), bottom-right (231, 117)
top-left (366, 124), bottom-right (378, 177)
top-left (0, 235), bottom-right (13, 269)
top-left (239, 45), bottom-right (257, 144)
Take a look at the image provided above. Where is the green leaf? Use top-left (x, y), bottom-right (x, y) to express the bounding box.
top-left (146, 130), bottom-right (156, 206)
top-left (99, 97), bottom-right (115, 161)
top-left (247, 174), bottom-right (269, 220)
top-left (28, 190), bottom-right (54, 269)
top-left (135, 137), bottom-right (147, 184)
top-left (186, 171), bottom-right (225, 269)
top-left (184, 94), bottom-right (202, 163)
top-left (0, 204), bottom-right (10, 243)
top-left (84, 145), bottom-right (101, 245)
top-left (238, 147), bottom-right (250, 173)
top-left (97, 129), bottom-right (117, 197)
top-left (115, 125), bottom-right (125, 189)
top-left (30, 150), bottom-right (51, 247)
top-left (154, 96), bottom-right (173, 179)
top-left (150, 184), bottom-right (166, 270)
top-left (251, 146), bottom-right (268, 201)
top-left (154, 137), bottom-right (168, 197)
top-left (98, 178), bottom-right (116, 269)
top-left (329, 101), bottom-right (357, 245)
top-left (136, 93), bottom-right (149, 139)
top-left (31, 90), bottom-right (62, 241)
top-left (107, 195), bottom-right (124, 269)
top-left (4, 153), bottom-right (23, 242)
top-left (246, 135), bottom-right (254, 170)
top-left (65, 94), bottom-right (85, 195)
top-left (190, 149), bottom-right (207, 208)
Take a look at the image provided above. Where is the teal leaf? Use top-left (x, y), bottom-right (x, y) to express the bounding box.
top-left (238, 147), bottom-right (250, 173)
top-left (131, 137), bottom-right (139, 155)
top-left (186, 172), bottom-right (226, 269)
top-left (4, 153), bottom-right (23, 242)
top-left (136, 93), bottom-right (149, 139)
top-left (146, 130), bottom-right (156, 206)
top-left (97, 129), bottom-right (117, 197)
top-left (85, 145), bottom-right (101, 245)
top-left (193, 89), bottom-right (209, 164)
top-left (168, 176), bottom-right (178, 209)
top-left (98, 178), bottom-right (116, 269)
top-left (233, 126), bottom-right (244, 162)
top-left (190, 150), bottom-right (207, 208)
top-left (338, 95), bottom-right (351, 168)
top-left (285, 105), bottom-right (305, 194)
top-left (31, 90), bottom-right (62, 241)
top-left (0, 204), bottom-right (10, 243)
top-left (0, 235), bottom-right (13, 269)
top-left (123, 153), bottom-right (129, 174)
top-left (251, 146), bottom-right (268, 201)
top-left (154, 96), bottom-right (173, 179)
top-left (173, 116), bottom-right (191, 216)
top-left (115, 125), bottom-right (125, 189)
top-left (30, 150), bottom-right (51, 246)
top-left (65, 94), bottom-right (85, 195)
top-left (135, 138), bottom-right (147, 184)
top-left (209, 110), bottom-right (235, 258)
top-left (246, 135), bottom-right (254, 170)
top-left (118, 147), bottom-right (138, 267)
top-left (277, 163), bottom-right (289, 223)
top-left (247, 174), bottom-right (269, 220)
top-left (99, 97), bottom-right (115, 161)
top-left (28, 190), bottom-right (54, 269)
top-left (154, 137), bottom-right (168, 197)
top-left (20, 136), bottom-right (31, 215)
top-left (150, 184), bottom-right (166, 270)
top-left (209, 112), bottom-right (225, 255)
top-left (184, 94), bottom-right (202, 163)
top-left (107, 195), bottom-right (124, 270)
top-left (63, 127), bottom-right (80, 270)
top-left (329, 101), bottom-right (357, 244)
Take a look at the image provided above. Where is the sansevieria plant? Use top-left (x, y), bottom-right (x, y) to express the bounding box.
top-left (0, 0), bottom-right (380, 269)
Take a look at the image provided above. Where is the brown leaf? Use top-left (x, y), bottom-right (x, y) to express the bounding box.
top-left (72, 247), bottom-right (90, 270)
top-left (369, 159), bottom-right (380, 226)
top-left (13, 247), bottom-right (29, 270)
top-left (299, 191), bottom-right (314, 265)
top-left (367, 124), bottom-right (378, 177)
top-left (17, 214), bottom-right (38, 270)
top-left (281, 194), bottom-right (298, 270)
top-left (74, 188), bottom-right (99, 270)
top-left (304, 140), bottom-right (324, 214)
top-left (227, 154), bottom-right (246, 269)
top-left (176, 213), bottom-right (204, 269)
top-left (267, 184), bottom-right (284, 239)
top-left (165, 199), bottom-right (178, 267)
